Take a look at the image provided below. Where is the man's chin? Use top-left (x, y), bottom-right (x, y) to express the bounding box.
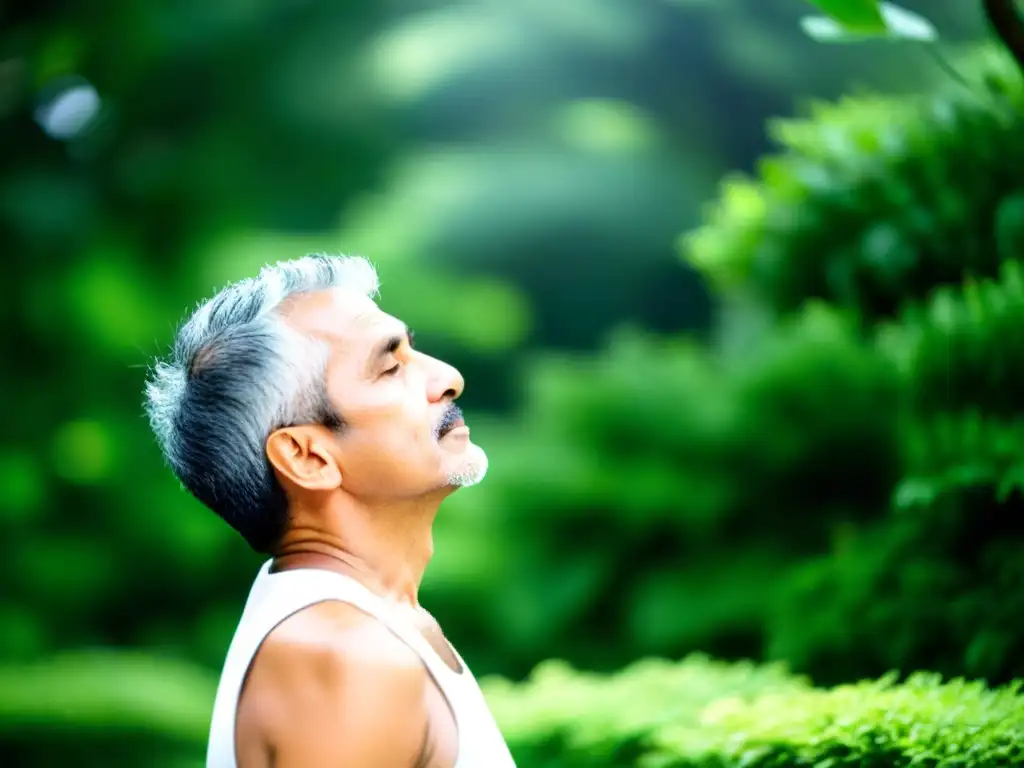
top-left (444, 446), bottom-right (489, 489)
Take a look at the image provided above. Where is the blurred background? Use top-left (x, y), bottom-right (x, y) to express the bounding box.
top-left (4, 0), bottom-right (1021, 765)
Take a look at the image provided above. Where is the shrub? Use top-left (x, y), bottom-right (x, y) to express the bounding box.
top-left (653, 40), bottom-right (1024, 687)
top-left (765, 262), bottom-right (1024, 686)
top-left (482, 654), bottom-right (808, 768)
top-left (766, 481), bottom-right (1024, 687)
top-left (879, 260), bottom-right (1024, 496)
top-left (682, 46), bottom-right (1024, 324)
top-left (432, 306), bottom-right (901, 677)
top-left (648, 671), bottom-right (1024, 768)
top-left (432, 45), bottom-right (1024, 687)
top-left (482, 656), bottom-right (1024, 768)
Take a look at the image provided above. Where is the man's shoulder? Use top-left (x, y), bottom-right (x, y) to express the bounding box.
top-left (238, 601), bottom-right (433, 765)
top-left (255, 599), bottom-right (428, 697)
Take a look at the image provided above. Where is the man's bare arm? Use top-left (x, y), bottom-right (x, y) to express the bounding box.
top-left (239, 609), bottom-right (433, 768)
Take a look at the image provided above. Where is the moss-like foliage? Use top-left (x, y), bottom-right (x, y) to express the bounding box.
top-left (649, 671), bottom-right (1024, 768)
top-left (482, 655), bottom-right (1024, 768)
top-left (483, 654), bottom-right (808, 768)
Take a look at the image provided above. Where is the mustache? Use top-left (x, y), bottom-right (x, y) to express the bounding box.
top-left (433, 404), bottom-right (464, 440)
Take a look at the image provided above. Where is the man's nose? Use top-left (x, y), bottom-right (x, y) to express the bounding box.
top-left (427, 357), bottom-right (464, 402)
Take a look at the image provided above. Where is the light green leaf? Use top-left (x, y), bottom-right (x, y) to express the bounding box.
top-left (800, 15), bottom-right (869, 44)
top-left (802, 0), bottom-right (886, 33)
top-left (879, 2), bottom-right (938, 41)
top-left (801, 3), bottom-right (937, 44)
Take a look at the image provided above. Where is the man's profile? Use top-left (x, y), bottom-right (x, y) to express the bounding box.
top-left (144, 255), bottom-right (516, 767)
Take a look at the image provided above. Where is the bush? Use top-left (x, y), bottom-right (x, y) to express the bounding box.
top-left (648, 671), bottom-right (1024, 768)
top-left (664, 42), bottom-right (1024, 687)
top-left (879, 260), bottom-right (1024, 495)
top-left (431, 306), bottom-right (901, 677)
top-left (481, 656), bottom-right (1024, 768)
top-left (427, 45), bottom-right (1024, 686)
top-left (767, 481), bottom-right (1024, 687)
top-left (482, 654), bottom-right (808, 768)
top-left (683, 46), bottom-right (1024, 324)
top-left (765, 262), bottom-right (1024, 686)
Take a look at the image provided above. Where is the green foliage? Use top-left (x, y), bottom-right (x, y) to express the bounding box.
top-left (0, 0), bottom-right (1013, 760)
top-left (482, 655), bottom-right (1024, 768)
top-left (800, 2), bottom-right (938, 44)
top-left (881, 259), bottom-right (1024, 420)
top-left (482, 654), bottom-right (808, 768)
top-left (0, 651), bottom-right (214, 767)
top-left (692, 46), bottom-right (1024, 688)
top-left (648, 671), bottom-right (1024, 768)
top-left (433, 40), bottom-right (1024, 693)
top-left (762, 253), bottom-right (1024, 688)
top-left (767, 481), bottom-right (1024, 686)
top-left (879, 260), bottom-right (1024, 498)
top-left (432, 304), bottom-right (902, 675)
top-left (683, 46), bottom-right (1024, 323)
top-left (801, 0), bottom-right (887, 33)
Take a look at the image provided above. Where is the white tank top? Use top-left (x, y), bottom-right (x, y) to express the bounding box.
top-left (205, 560), bottom-right (517, 768)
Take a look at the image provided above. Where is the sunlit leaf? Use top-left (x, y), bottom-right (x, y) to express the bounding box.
top-left (801, 3), bottom-right (937, 44)
top-left (801, 15), bottom-right (869, 44)
top-left (879, 2), bottom-right (938, 41)
top-left (802, 0), bottom-right (886, 33)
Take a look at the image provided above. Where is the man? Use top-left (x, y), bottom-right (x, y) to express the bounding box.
top-left (145, 254), bottom-right (517, 768)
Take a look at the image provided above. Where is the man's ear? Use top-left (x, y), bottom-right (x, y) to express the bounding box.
top-left (266, 426), bottom-right (342, 491)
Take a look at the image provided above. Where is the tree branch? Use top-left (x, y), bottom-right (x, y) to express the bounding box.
top-left (983, 0), bottom-right (1024, 74)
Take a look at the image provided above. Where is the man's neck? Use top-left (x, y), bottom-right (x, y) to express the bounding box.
top-left (273, 494), bottom-right (444, 607)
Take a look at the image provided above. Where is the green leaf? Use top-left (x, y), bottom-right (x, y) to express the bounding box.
top-left (801, 3), bottom-right (937, 44)
top-left (800, 15), bottom-right (871, 44)
top-left (802, 0), bottom-right (886, 33)
top-left (880, 3), bottom-right (938, 41)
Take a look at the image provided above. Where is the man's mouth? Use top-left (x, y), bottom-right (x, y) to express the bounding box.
top-left (436, 406), bottom-right (466, 440)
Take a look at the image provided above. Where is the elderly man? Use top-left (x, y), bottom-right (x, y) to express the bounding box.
top-left (145, 255), bottom-right (516, 767)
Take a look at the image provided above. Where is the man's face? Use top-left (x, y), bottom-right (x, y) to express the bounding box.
top-left (286, 288), bottom-right (487, 501)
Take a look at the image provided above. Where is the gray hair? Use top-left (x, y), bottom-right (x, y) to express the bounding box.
top-left (144, 254), bottom-right (380, 552)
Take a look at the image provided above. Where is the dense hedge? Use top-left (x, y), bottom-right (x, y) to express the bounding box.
top-left (481, 655), bottom-right (1024, 768)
